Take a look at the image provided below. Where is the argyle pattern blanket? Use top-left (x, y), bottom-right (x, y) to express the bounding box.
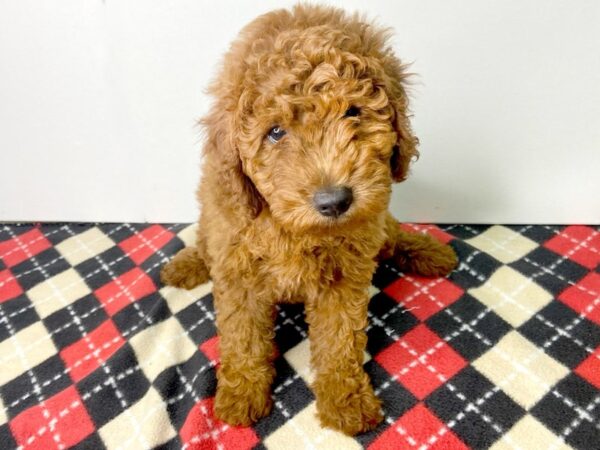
top-left (0, 223), bottom-right (599, 450)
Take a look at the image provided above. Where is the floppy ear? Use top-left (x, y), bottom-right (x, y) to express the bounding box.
top-left (201, 107), bottom-right (265, 219)
top-left (383, 60), bottom-right (420, 182)
top-left (390, 104), bottom-right (419, 182)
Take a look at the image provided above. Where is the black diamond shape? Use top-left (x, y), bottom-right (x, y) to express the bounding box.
top-left (443, 224), bottom-right (494, 240)
top-left (426, 366), bottom-right (525, 449)
top-left (77, 344), bottom-right (150, 427)
top-left (112, 291), bottom-right (172, 339)
top-left (70, 431), bottom-right (107, 450)
top-left (366, 294), bottom-right (419, 357)
top-left (0, 424), bottom-right (18, 450)
top-left (43, 294), bottom-right (108, 350)
top-left (74, 246), bottom-right (136, 291)
top-left (438, 224), bottom-right (460, 237)
top-left (11, 248), bottom-right (71, 290)
top-left (516, 225), bottom-right (566, 245)
top-left (450, 240), bottom-right (503, 289)
top-left (0, 295), bottom-right (40, 341)
top-left (0, 355), bottom-right (72, 419)
top-left (153, 351), bottom-right (216, 430)
top-left (369, 359), bottom-right (417, 420)
top-left (97, 223), bottom-right (147, 245)
top-left (427, 294), bottom-right (512, 362)
top-left (140, 249), bottom-right (172, 278)
top-left (274, 303), bottom-right (308, 354)
top-left (356, 359), bottom-right (418, 447)
top-left (175, 295), bottom-right (217, 347)
top-left (177, 349), bottom-right (217, 401)
top-left (369, 290), bottom-right (399, 318)
top-left (253, 358), bottom-right (314, 440)
top-left (531, 373), bottom-right (600, 450)
top-left (519, 301), bottom-right (600, 368)
top-left (372, 260), bottom-right (403, 290)
top-left (161, 236), bottom-right (187, 259)
top-left (510, 247), bottom-right (588, 296)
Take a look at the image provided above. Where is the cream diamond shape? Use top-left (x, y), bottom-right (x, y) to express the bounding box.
top-left (0, 322), bottom-right (57, 385)
top-left (467, 225), bottom-right (538, 264)
top-left (99, 387), bottom-right (176, 449)
top-left (368, 285), bottom-right (380, 298)
top-left (284, 339), bottom-right (370, 385)
top-left (473, 331), bottom-right (569, 409)
top-left (0, 395), bottom-right (7, 425)
top-left (176, 223), bottom-right (198, 247)
top-left (469, 266), bottom-right (553, 327)
top-left (28, 268), bottom-right (91, 318)
top-left (490, 414), bottom-right (574, 450)
top-left (264, 401), bottom-right (362, 450)
top-left (160, 281), bottom-right (213, 314)
top-left (56, 227), bottom-right (114, 266)
top-left (130, 316), bottom-right (198, 381)
top-left (284, 339), bottom-right (314, 384)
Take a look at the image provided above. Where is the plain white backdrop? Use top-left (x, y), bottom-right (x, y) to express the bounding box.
top-left (1, 1), bottom-right (599, 223)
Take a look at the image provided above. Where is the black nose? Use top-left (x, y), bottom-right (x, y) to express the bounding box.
top-left (313, 186), bottom-right (353, 218)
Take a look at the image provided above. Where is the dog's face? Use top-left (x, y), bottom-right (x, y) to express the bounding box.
top-left (238, 64), bottom-right (398, 232)
top-left (205, 7), bottom-right (418, 233)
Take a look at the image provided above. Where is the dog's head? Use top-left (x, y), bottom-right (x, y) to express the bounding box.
top-left (202, 5), bottom-right (418, 232)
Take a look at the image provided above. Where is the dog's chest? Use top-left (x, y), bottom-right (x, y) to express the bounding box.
top-left (254, 234), bottom-right (379, 301)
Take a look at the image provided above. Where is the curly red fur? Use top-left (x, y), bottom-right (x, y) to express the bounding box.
top-left (161, 4), bottom-right (457, 435)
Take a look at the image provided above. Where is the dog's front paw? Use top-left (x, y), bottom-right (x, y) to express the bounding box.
top-left (409, 241), bottom-right (458, 277)
top-left (214, 375), bottom-right (273, 426)
top-left (395, 235), bottom-right (458, 278)
top-left (314, 371), bottom-right (382, 435)
top-left (160, 247), bottom-right (210, 289)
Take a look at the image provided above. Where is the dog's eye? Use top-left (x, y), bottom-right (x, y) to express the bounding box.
top-left (344, 106), bottom-right (360, 117)
top-left (267, 126), bottom-right (286, 144)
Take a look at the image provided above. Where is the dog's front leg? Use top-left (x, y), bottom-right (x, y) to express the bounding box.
top-left (212, 281), bottom-right (276, 426)
top-left (306, 288), bottom-right (382, 435)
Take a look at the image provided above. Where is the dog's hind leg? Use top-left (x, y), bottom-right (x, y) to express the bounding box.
top-left (379, 213), bottom-right (457, 277)
top-left (160, 232), bottom-right (211, 289)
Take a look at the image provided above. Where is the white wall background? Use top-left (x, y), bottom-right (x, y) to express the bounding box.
top-left (1, 0), bottom-right (599, 223)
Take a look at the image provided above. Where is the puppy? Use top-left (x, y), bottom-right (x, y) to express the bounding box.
top-left (161, 4), bottom-right (457, 435)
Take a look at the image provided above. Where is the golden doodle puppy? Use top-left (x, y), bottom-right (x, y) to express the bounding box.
top-left (162, 4), bottom-right (457, 435)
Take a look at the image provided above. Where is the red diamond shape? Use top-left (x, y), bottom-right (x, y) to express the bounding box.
top-left (94, 267), bottom-right (156, 316)
top-left (9, 386), bottom-right (94, 450)
top-left (118, 225), bottom-right (175, 265)
top-left (199, 337), bottom-right (277, 367)
top-left (575, 347), bottom-right (600, 389)
top-left (384, 275), bottom-right (463, 321)
top-left (180, 398), bottom-right (259, 450)
top-left (0, 228), bottom-right (51, 268)
top-left (544, 225), bottom-right (600, 269)
top-left (369, 403), bottom-right (468, 450)
top-left (559, 272), bottom-right (600, 325)
top-left (200, 336), bottom-right (220, 365)
top-left (0, 269), bottom-right (23, 303)
top-left (399, 223), bottom-right (455, 244)
top-left (375, 324), bottom-right (467, 399)
top-left (60, 319), bottom-right (125, 382)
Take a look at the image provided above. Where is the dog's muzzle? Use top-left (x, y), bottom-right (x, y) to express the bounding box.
top-left (313, 186), bottom-right (353, 218)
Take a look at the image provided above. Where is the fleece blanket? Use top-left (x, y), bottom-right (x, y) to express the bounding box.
top-left (0, 223), bottom-right (599, 450)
